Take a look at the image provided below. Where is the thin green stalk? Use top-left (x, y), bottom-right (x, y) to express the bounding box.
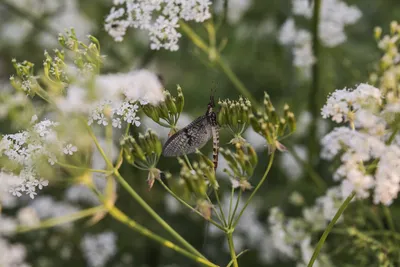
top-left (179, 21), bottom-right (209, 54)
top-left (55, 161), bottom-right (111, 174)
top-left (233, 151), bottom-right (275, 228)
top-left (157, 179), bottom-right (226, 231)
top-left (183, 154), bottom-right (194, 170)
top-left (179, 20), bottom-right (258, 108)
top-left (214, 190), bottom-right (228, 227)
top-left (229, 190), bottom-right (241, 228)
top-left (113, 169), bottom-right (206, 259)
top-left (108, 206), bottom-right (219, 267)
top-left (307, 0), bottom-right (322, 166)
top-left (228, 187), bottom-right (234, 225)
top-left (215, 57), bottom-right (258, 107)
top-left (226, 232), bottom-right (239, 267)
top-left (386, 128), bottom-right (399, 145)
top-left (17, 206), bottom-right (104, 233)
top-left (206, 194), bottom-right (225, 225)
top-left (226, 249), bottom-right (249, 267)
top-left (383, 206), bottom-right (396, 232)
top-left (307, 191), bottom-right (356, 267)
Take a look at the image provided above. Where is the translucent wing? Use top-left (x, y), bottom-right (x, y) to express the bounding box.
top-left (163, 115), bottom-right (213, 157)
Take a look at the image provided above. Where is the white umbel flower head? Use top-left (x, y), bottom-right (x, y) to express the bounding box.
top-left (105, 0), bottom-right (212, 51)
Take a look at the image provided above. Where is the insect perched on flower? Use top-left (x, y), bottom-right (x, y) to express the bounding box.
top-left (162, 91), bottom-right (219, 169)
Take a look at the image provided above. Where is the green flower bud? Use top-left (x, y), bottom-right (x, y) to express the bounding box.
top-left (176, 85), bottom-right (185, 114)
top-left (164, 91), bottom-right (178, 114)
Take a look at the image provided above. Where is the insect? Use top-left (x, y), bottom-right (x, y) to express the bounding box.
top-left (162, 92), bottom-right (219, 169)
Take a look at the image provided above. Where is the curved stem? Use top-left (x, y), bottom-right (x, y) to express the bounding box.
top-left (108, 206), bottom-right (219, 267)
top-left (229, 190), bottom-right (241, 228)
top-left (55, 161), bottom-right (111, 174)
top-left (226, 249), bottom-right (249, 267)
top-left (215, 57), bottom-right (258, 108)
top-left (179, 20), bottom-right (258, 108)
top-left (214, 190), bottom-right (228, 227)
top-left (158, 179), bottom-right (226, 231)
top-left (307, 191), bottom-right (356, 267)
top-left (233, 151), bottom-right (275, 228)
top-left (17, 206), bottom-right (104, 233)
top-left (226, 232), bottom-right (238, 267)
top-left (113, 169), bottom-right (206, 259)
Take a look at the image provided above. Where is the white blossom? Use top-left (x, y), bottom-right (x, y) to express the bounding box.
top-left (214, 0), bottom-right (253, 25)
top-left (0, 118), bottom-right (75, 199)
top-left (81, 231), bottom-right (117, 267)
top-left (105, 0), bottom-right (212, 51)
top-left (63, 144), bottom-right (78, 155)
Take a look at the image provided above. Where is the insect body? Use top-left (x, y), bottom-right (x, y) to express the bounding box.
top-left (162, 94), bottom-right (219, 169)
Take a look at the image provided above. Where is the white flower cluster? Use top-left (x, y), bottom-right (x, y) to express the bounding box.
top-left (0, 213), bottom-right (30, 267)
top-left (81, 231), bottom-right (117, 267)
top-left (57, 70), bottom-right (165, 129)
top-left (214, 0), bottom-right (253, 25)
top-left (268, 188), bottom-right (344, 266)
top-left (0, 237), bottom-right (30, 267)
top-left (29, 196), bottom-right (80, 229)
top-left (1, 0), bottom-right (92, 47)
top-left (292, 0), bottom-right (362, 47)
top-left (0, 118), bottom-right (77, 199)
top-left (278, 0), bottom-right (361, 72)
top-left (321, 83), bottom-right (400, 205)
top-left (104, 0), bottom-right (212, 51)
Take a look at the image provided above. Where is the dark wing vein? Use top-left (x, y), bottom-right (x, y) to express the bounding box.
top-left (162, 115), bottom-right (212, 157)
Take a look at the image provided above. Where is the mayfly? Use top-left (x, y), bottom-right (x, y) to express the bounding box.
top-left (162, 92), bottom-right (219, 169)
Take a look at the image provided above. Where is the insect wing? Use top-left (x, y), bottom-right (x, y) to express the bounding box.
top-left (162, 115), bottom-right (212, 157)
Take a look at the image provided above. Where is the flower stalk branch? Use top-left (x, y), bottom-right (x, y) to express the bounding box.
top-left (307, 191), bottom-right (356, 267)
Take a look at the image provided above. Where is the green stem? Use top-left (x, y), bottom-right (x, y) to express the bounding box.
top-left (113, 169), bottom-right (206, 259)
top-left (226, 249), bottom-right (249, 267)
top-left (55, 161), bottom-right (111, 174)
top-left (17, 206), bottom-right (104, 233)
top-left (233, 151), bottom-right (275, 228)
top-left (386, 128), bottom-right (399, 145)
top-left (226, 232), bottom-right (239, 267)
top-left (228, 187), bottom-right (234, 225)
top-left (382, 206), bottom-right (396, 232)
top-left (307, 0), bottom-right (322, 167)
top-left (214, 189), bottom-right (228, 227)
top-left (108, 206), bottom-right (219, 267)
top-left (179, 20), bottom-right (258, 108)
top-left (215, 57), bottom-right (258, 107)
top-left (229, 189), bottom-right (241, 228)
top-left (157, 179), bottom-right (226, 231)
top-left (307, 191), bottom-right (356, 267)
top-left (183, 154), bottom-right (194, 170)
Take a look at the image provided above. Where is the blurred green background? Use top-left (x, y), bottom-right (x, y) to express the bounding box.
top-left (1, 0), bottom-right (400, 266)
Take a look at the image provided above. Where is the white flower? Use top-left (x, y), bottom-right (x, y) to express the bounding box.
top-left (81, 231), bottom-right (117, 267)
top-left (279, 145), bottom-right (308, 180)
top-left (278, 18), bottom-right (296, 45)
top-left (105, 0), bottom-right (212, 51)
top-left (63, 144), bottom-right (78, 155)
top-left (17, 207), bottom-right (40, 227)
top-left (214, 0), bottom-right (253, 25)
top-left (0, 119), bottom-right (69, 199)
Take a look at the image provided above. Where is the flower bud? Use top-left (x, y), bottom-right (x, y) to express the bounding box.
top-left (164, 91), bottom-right (178, 115)
top-left (176, 85), bottom-right (185, 114)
